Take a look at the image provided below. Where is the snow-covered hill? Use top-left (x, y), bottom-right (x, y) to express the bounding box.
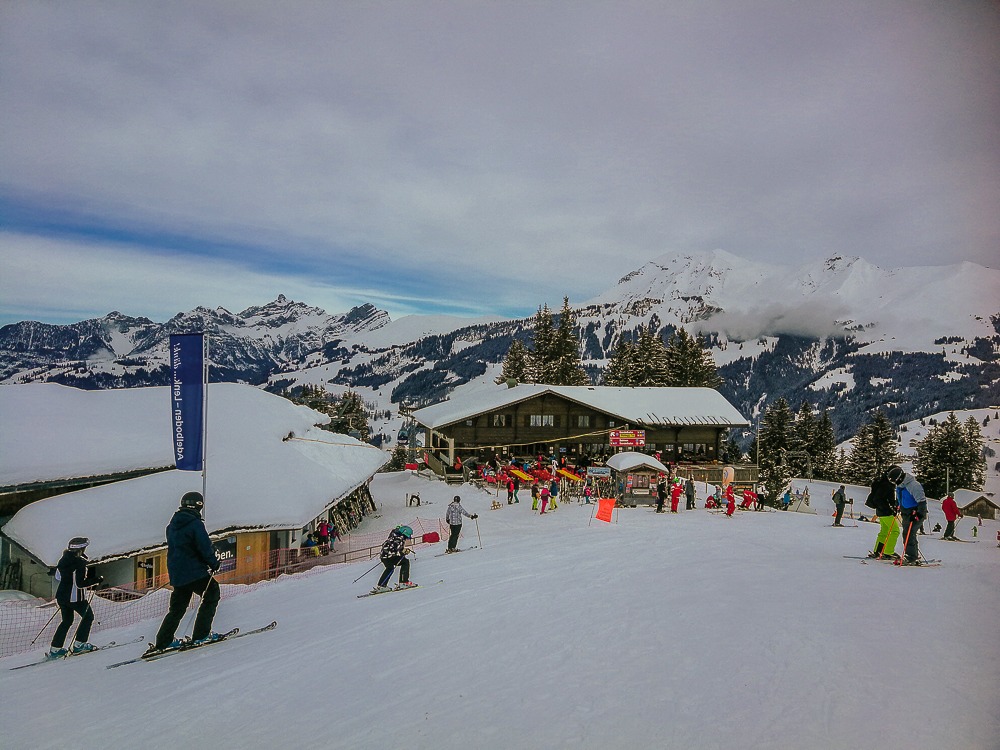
top-left (2, 473), bottom-right (998, 750)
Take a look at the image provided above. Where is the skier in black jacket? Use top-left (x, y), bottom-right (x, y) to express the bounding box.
top-left (148, 492), bottom-right (221, 653)
top-left (48, 537), bottom-right (103, 659)
top-left (373, 525), bottom-right (416, 593)
top-left (865, 472), bottom-right (900, 559)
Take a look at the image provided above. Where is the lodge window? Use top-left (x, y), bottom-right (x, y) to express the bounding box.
top-left (529, 414), bottom-right (556, 427)
top-left (492, 414), bottom-right (508, 427)
top-left (681, 443), bottom-right (707, 456)
top-left (577, 415), bottom-right (590, 428)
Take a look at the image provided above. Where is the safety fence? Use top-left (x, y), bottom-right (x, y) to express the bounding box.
top-left (0, 518), bottom-right (447, 659)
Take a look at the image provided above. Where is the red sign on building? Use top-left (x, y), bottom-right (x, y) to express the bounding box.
top-left (610, 430), bottom-right (646, 447)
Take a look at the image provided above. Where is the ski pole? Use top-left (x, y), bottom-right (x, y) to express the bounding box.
top-left (353, 560), bottom-right (381, 584)
top-left (29, 603), bottom-right (62, 646)
top-left (896, 512), bottom-right (915, 565)
top-left (475, 517), bottom-right (483, 549)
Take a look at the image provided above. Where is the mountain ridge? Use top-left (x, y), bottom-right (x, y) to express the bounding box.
top-left (2, 251), bottom-right (997, 442)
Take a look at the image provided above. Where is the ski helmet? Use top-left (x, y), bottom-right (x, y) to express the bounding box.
top-left (395, 525), bottom-right (413, 539)
top-left (180, 491), bottom-right (204, 510)
top-left (67, 537), bottom-right (90, 550)
top-left (887, 466), bottom-right (905, 485)
top-left (452, 495), bottom-right (461, 502)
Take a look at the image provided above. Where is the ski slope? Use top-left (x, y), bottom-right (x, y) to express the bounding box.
top-left (2, 473), bottom-right (998, 750)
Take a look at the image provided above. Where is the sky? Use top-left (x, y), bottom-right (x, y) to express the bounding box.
top-left (1, 1), bottom-right (998, 327)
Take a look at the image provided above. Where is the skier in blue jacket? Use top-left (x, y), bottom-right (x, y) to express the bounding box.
top-left (887, 466), bottom-right (927, 565)
top-left (148, 492), bottom-right (221, 653)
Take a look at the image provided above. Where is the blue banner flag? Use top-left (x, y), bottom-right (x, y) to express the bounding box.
top-left (169, 333), bottom-right (205, 471)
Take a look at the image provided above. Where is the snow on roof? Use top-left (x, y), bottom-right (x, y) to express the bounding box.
top-left (411, 384), bottom-right (749, 430)
top-left (605, 452), bottom-right (670, 473)
top-left (1, 383), bottom-right (389, 565)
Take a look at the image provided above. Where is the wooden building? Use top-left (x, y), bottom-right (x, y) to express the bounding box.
top-left (0, 383), bottom-right (389, 597)
top-left (410, 384), bottom-right (750, 470)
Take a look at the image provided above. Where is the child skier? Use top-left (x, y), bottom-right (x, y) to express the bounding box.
top-left (48, 537), bottom-right (103, 659)
top-left (670, 481), bottom-right (683, 512)
top-left (725, 488), bottom-right (736, 517)
top-left (374, 525), bottom-right (416, 592)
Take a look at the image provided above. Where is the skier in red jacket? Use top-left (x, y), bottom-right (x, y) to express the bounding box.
top-left (725, 486), bottom-right (736, 517)
top-left (670, 481), bottom-right (683, 512)
top-left (941, 494), bottom-right (962, 540)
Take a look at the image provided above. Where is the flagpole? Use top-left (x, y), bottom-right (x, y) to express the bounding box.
top-left (201, 332), bottom-right (209, 520)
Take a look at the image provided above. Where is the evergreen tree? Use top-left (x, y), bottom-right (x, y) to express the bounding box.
top-left (845, 411), bottom-right (899, 485)
top-left (663, 329), bottom-right (722, 388)
top-left (913, 412), bottom-right (985, 496)
top-left (495, 339), bottom-right (529, 385)
top-left (328, 390), bottom-right (370, 441)
top-left (787, 402), bottom-right (816, 478)
top-left (526, 305), bottom-right (555, 384)
top-left (549, 297), bottom-right (590, 386)
top-left (812, 409), bottom-right (838, 480)
top-left (603, 338), bottom-right (635, 386)
top-left (757, 398), bottom-right (794, 501)
top-left (632, 327), bottom-right (670, 386)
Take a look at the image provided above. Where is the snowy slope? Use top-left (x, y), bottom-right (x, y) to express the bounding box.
top-left (2, 473), bottom-right (998, 750)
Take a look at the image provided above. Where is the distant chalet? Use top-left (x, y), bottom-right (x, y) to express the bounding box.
top-left (410, 383), bottom-right (749, 467)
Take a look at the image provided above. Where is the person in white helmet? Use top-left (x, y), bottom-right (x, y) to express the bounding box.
top-left (47, 536), bottom-right (103, 659)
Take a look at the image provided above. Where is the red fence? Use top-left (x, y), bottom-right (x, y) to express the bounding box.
top-left (0, 518), bottom-right (447, 659)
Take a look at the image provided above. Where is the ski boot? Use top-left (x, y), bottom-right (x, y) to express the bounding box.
top-left (371, 585), bottom-right (392, 594)
top-left (396, 581), bottom-right (417, 589)
top-left (46, 647), bottom-right (68, 660)
top-left (192, 632), bottom-right (224, 646)
top-left (71, 641), bottom-right (97, 654)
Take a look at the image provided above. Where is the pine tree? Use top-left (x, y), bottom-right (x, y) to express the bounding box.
top-left (787, 402), bottom-right (816, 478)
top-left (758, 398), bottom-right (794, 501)
top-left (495, 339), bottom-right (529, 385)
top-left (549, 297), bottom-right (590, 386)
top-left (812, 409), bottom-right (838, 480)
top-left (603, 338), bottom-right (635, 386)
top-left (913, 412), bottom-right (985, 496)
top-left (846, 411), bottom-right (899, 485)
top-left (526, 305), bottom-right (555, 384)
top-left (663, 329), bottom-right (722, 388)
top-left (328, 390), bottom-right (370, 442)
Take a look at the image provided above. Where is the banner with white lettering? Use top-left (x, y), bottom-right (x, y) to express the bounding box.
top-left (169, 333), bottom-right (205, 471)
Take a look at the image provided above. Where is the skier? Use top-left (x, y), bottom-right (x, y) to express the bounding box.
top-left (832, 485), bottom-right (847, 526)
top-left (506, 476), bottom-right (515, 505)
top-left (887, 466), bottom-right (928, 565)
top-left (941, 494), bottom-right (962, 540)
top-left (539, 483), bottom-right (550, 514)
top-left (148, 492), bottom-right (222, 654)
top-left (373, 525), bottom-right (415, 592)
top-left (864, 472), bottom-right (900, 559)
top-left (655, 475), bottom-right (667, 513)
top-left (445, 495), bottom-right (478, 551)
top-left (47, 537), bottom-right (103, 659)
top-left (685, 476), bottom-right (697, 510)
top-left (531, 481), bottom-right (540, 511)
top-left (316, 519), bottom-right (331, 553)
top-left (670, 480), bottom-right (683, 513)
top-left (725, 487), bottom-right (736, 517)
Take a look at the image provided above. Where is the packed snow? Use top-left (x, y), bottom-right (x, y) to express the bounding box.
top-left (2, 472), bottom-right (997, 750)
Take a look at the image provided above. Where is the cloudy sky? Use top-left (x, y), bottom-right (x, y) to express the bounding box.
top-left (1, 1), bottom-right (998, 327)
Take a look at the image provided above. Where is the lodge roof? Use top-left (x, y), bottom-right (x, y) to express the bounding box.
top-left (1, 383), bottom-right (389, 566)
top-left (410, 384), bottom-right (750, 431)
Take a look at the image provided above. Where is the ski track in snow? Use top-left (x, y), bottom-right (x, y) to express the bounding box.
top-left (2, 474), bottom-right (998, 750)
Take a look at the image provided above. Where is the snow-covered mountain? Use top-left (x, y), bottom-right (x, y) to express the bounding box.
top-left (2, 252), bottom-right (997, 444)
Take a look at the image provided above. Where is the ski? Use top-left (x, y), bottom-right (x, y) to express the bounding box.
top-left (433, 547), bottom-right (478, 558)
top-left (358, 579), bottom-right (444, 598)
top-left (846, 555), bottom-right (941, 565)
top-left (105, 621), bottom-right (276, 669)
top-left (10, 634), bottom-right (146, 670)
top-left (938, 537), bottom-right (976, 543)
